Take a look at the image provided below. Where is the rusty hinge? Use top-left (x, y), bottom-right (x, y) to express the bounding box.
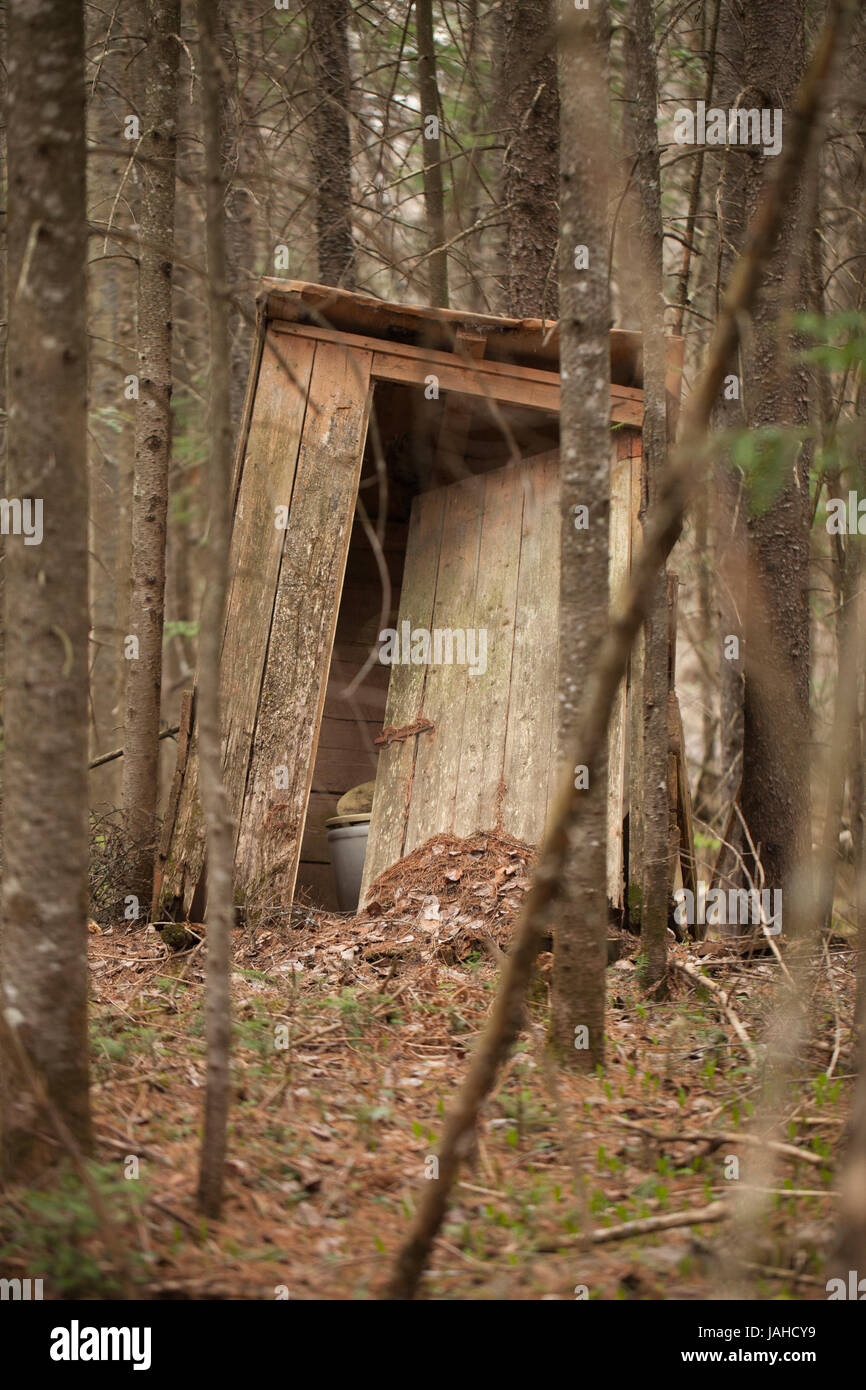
top-left (374, 718), bottom-right (436, 749)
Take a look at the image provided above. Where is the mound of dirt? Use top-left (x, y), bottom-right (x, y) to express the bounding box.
top-left (359, 829), bottom-right (536, 962)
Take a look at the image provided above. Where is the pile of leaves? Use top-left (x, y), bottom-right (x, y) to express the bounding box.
top-left (358, 830), bottom-right (536, 963)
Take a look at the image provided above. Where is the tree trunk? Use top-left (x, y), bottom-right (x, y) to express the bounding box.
top-left (550, 0), bottom-right (611, 1069)
top-left (625, 0), bottom-right (669, 992)
top-left (1, 0), bottom-right (91, 1170)
top-left (414, 0), bottom-right (449, 307)
top-left (737, 0), bottom-right (811, 902)
top-left (311, 0), bottom-right (356, 289)
top-left (85, 5), bottom-right (138, 814)
top-left (711, 0), bottom-right (748, 842)
top-left (0, 3), bottom-right (7, 778)
top-left (214, 0), bottom-right (258, 432)
top-left (195, 0), bottom-right (236, 1221)
top-left (121, 0), bottom-right (180, 907)
top-left (499, 0), bottom-right (560, 318)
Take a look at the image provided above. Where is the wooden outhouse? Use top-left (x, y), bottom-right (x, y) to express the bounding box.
top-left (155, 280), bottom-right (689, 923)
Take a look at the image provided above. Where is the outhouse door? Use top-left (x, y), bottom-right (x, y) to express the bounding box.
top-left (360, 441), bottom-right (633, 903)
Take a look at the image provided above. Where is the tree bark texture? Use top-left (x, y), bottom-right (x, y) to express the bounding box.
top-left (195, 0), bottom-right (238, 1221)
top-left (730, 0), bottom-right (812, 900)
top-left (625, 0), bottom-right (670, 991)
top-left (499, 0), bottom-right (560, 318)
top-left (551, 0), bottom-right (611, 1068)
top-left (121, 0), bottom-right (180, 905)
top-left (311, 0), bottom-right (356, 289)
top-left (1, 0), bottom-right (92, 1170)
top-left (415, 0), bottom-right (449, 306)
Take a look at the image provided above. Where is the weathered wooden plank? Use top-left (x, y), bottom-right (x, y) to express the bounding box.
top-left (230, 307), bottom-right (266, 501)
top-left (402, 475), bottom-right (484, 852)
top-left (158, 330), bottom-right (316, 916)
top-left (372, 348), bottom-right (561, 415)
top-left (452, 464), bottom-right (524, 836)
top-left (221, 335), bottom-right (317, 828)
top-left (271, 317), bottom-right (566, 388)
top-left (359, 488), bottom-right (446, 900)
top-left (372, 346), bottom-right (640, 423)
top-left (234, 341), bottom-right (373, 908)
top-left (503, 452), bottom-right (560, 843)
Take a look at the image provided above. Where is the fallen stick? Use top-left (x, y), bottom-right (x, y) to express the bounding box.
top-left (537, 1202), bottom-right (728, 1250)
top-left (613, 1115), bottom-right (828, 1168)
top-left (382, 4), bottom-right (844, 1301)
top-left (669, 956), bottom-right (756, 1063)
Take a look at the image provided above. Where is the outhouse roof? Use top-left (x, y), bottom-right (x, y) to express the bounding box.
top-left (258, 278), bottom-right (654, 390)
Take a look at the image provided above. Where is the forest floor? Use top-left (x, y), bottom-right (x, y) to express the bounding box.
top-left (0, 835), bottom-right (857, 1301)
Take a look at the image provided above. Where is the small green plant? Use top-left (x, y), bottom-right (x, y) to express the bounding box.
top-left (0, 1162), bottom-right (148, 1298)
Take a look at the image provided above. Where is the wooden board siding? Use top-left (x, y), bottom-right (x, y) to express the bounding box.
top-left (503, 453), bottom-right (560, 842)
top-left (402, 477), bottom-right (486, 852)
top-left (233, 341), bottom-right (373, 910)
top-left (452, 461), bottom-right (525, 834)
top-left (362, 453), bottom-right (559, 888)
top-left (157, 329), bottom-right (316, 915)
top-left (361, 437), bottom-right (637, 902)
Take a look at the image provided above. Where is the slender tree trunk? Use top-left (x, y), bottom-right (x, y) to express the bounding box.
top-left (85, 4), bottom-right (136, 813)
top-left (672, 2), bottom-right (720, 827)
top-left (834, 1010), bottom-right (866, 1277)
top-left (311, 0), bottom-right (355, 289)
top-left (415, 0), bottom-right (448, 307)
top-left (0, 3), bottom-right (7, 777)
top-left (550, 0), bottom-right (611, 1069)
top-left (712, 0), bottom-right (748, 841)
top-left (625, 0), bottom-right (669, 990)
top-left (853, 379), bottom-right (866, 1021)
top-left (671, 0), bottom-right (720, 337)
top-left (1, 0), bottom-right (91, 1171)
top-left (499, 0), bottom-right (560, 318)
top-left (121, 0), bottom-right (180, 906)
top-left (195, 0), bottom-right (236, 1221)
top-left (221, 0), bottom-right (259, 431)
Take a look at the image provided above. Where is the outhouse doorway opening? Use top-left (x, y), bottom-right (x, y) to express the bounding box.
top-left (295, 378), bottom-right (560, 910)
